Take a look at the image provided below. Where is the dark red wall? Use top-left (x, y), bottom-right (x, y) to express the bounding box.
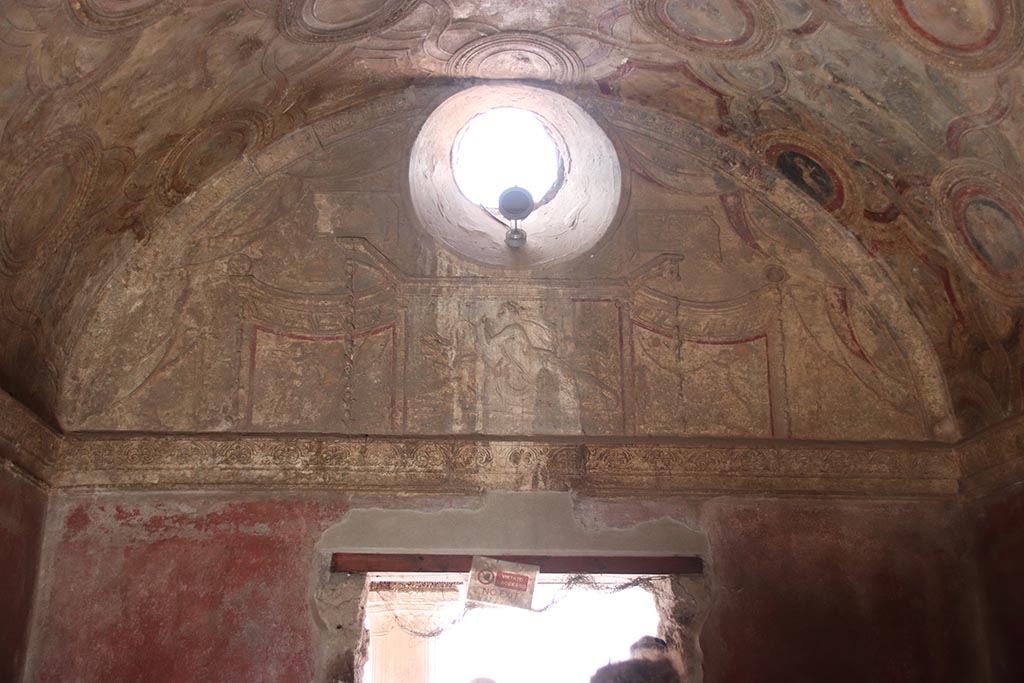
top-left (698, 498), bottom-right (978, 683)
top-left (579, 496), bottom-right (981, 683)
top-left (0, 466), bottom-right (47, 683)
top-left (28, 494), bottom-right (350, 683)
top-left (27, 493), bottom-right (982, 683)
top-left (972, 484), bottom-right (1024, 681)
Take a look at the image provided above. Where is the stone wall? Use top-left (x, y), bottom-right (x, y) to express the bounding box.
top-left (24, 490), bottom-right (982, 683)
top-left (0, 465), bottom-right (47, 683)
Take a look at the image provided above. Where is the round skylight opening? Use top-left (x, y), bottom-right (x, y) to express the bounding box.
top-left (453, 108), bottom-right (564, 208)
top-left (409, 84), bottom-right (622, 268)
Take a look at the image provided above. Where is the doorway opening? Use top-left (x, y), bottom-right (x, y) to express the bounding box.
top-left (362, 572), bottom-right (671, 683)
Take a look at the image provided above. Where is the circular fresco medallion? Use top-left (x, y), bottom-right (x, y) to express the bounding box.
top-left (870, 0), bottom-right (1023, 71)
top-left (157, 110), bottom-right (273, 206)
top-left (0, 129), bottom-right (100, 276)
top-left (446, 32), bottom-right (585, 84)
top-left (934, 161), bottom-right (1024, 302)
top-left (770, 146), bottom-right (844, 213)
top-left (954, 189), bottom-right (1024, 276)
top-left (631, 0), bottom-right (779, 59)
top-left (754, 131), bottom-right (861, 221)
top-left (279, 0), bottom-right (420, 43)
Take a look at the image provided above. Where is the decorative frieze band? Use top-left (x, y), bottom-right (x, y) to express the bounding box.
top-left (48, 433), bottom-right (959, 497)
top-left (583, 444), bottom-right (957, 497)
top-left (5, 383), bottom-right (1020, 498)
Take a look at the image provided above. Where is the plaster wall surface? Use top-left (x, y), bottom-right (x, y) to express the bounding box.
top-left (25, 490), bottom-right (982, 683)
top-left (971, 484), bottom-right (1024, 681)
top-left (0, 466), bottom-right (46, 683)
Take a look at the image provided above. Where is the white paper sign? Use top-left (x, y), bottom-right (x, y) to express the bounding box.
top-left (466, 556), bottom-right (540, 610)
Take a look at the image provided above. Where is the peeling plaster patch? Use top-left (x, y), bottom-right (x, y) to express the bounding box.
top-left (53, 495), bottom-right (351, 544)
top-left (62, 505), bottom-right (90, 541)
top-left (317, 491), bottom-right (708, 557)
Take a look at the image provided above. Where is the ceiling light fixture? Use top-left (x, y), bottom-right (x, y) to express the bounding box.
top-left (498, 186), bottom-right (533, 248)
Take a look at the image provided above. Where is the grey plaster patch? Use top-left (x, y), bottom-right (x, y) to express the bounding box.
top-left (317, 490), bottom-right (708, 556)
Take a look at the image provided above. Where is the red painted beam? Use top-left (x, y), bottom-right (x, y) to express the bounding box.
top-left (330, 553), bottom-right (703, 574)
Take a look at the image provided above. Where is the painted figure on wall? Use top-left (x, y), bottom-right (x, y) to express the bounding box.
top-left (773, 148), bottom-right (841, 211)
top-left (477, 302), bottom-right (581, 434)
top-left (436, 301), bottom-right (581, 434)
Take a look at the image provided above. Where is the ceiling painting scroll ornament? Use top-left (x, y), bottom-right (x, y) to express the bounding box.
top-left (65, 0), bottom-right (179, 34)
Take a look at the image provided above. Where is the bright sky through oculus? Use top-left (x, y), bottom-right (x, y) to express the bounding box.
top-left (453, 108), bottom-right (561, 209)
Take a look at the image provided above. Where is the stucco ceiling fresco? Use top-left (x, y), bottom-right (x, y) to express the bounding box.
top-left (0, 0), bottom-right (1022, 442)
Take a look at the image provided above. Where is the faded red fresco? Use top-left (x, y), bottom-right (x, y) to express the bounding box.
top-left (577, 496), bottom-right (980, 683)
top-left (699, 499), bottom-right (978, 683)
top-left (972, 485), bottom-right (1024, 681)
top-left (0, 466), bottom-right (47, 683)
top-left (29, 495), bottom-right (350, 683)
top-left (27, 493), bottom-right (986, 683)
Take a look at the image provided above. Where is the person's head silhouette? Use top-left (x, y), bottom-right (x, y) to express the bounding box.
top-left (590, 658), bottom-right (680, 683)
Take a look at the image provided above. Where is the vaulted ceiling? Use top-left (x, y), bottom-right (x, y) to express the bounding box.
top-left (1, 0), bottom-right (1021, 441)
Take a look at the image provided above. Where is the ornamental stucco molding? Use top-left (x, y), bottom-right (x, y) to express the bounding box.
top-left (6, 389), bottom-right (1022, 498)
top-left (50, 433), bottom-right (960, 497)
top-left (0, 390), bottom-right (59, 485)
top-left (582, 444), bottom-right (957, 497)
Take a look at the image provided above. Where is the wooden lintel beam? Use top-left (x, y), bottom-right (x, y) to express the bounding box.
top-left (330, 553), bottom-right (703, 575)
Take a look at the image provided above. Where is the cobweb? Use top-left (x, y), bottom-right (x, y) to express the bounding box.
top-left (369, 574), bottom-right (668, 639)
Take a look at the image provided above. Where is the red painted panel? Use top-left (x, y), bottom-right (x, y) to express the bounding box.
top-left (699, 499), bottom-right (977, 683)
top-left (0, 466), bottom-right (47, 683)
top-left (31, 496), bottom-right (349, 683)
